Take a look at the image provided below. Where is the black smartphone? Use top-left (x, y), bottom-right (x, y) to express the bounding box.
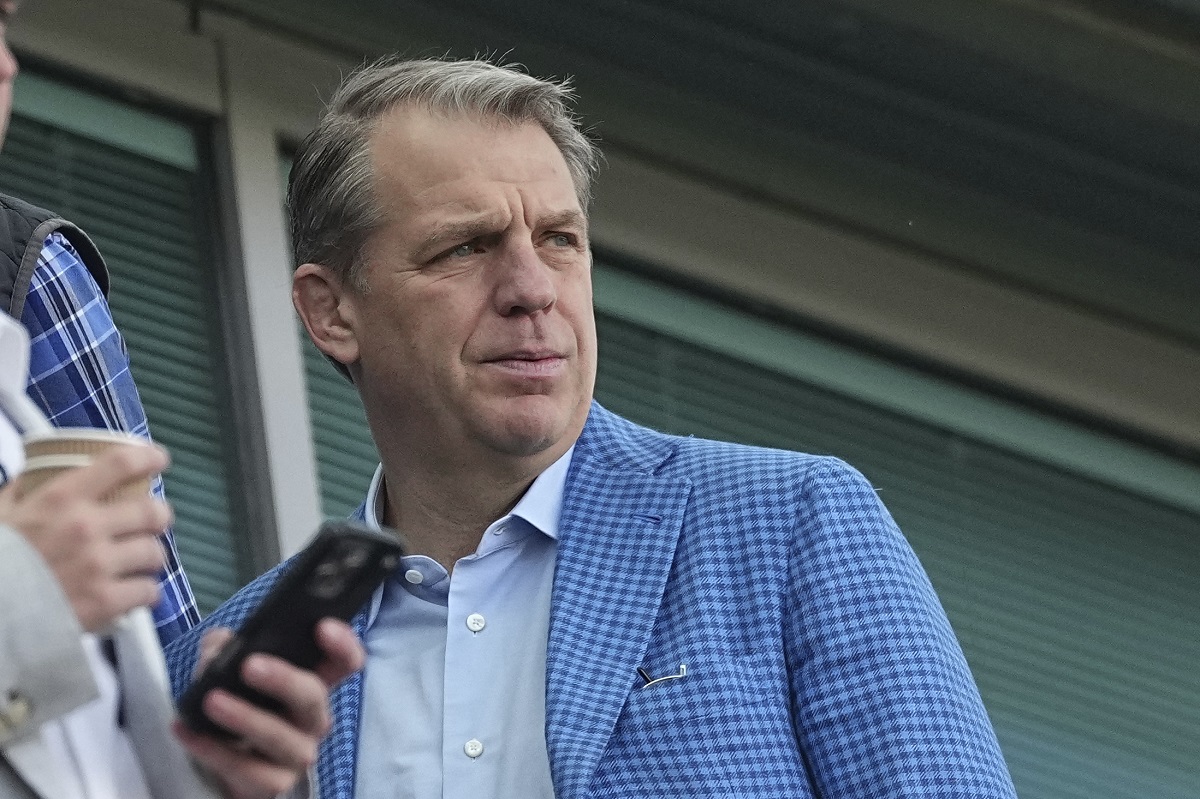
top-left (177, 519), bottom-right (403, 739)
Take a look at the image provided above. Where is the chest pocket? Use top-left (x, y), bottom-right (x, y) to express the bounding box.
top-left (615, 651), bottom-right (781, 731)
top-left (591, 651), bottom-right (811, 796)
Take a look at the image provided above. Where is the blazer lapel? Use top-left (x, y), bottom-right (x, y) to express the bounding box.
top-left (113, 607), bottom-right (223, 799)
top-left (317, 612), bottom-right (367, 799)
top-left (545, 423), bottom-right (690, 798)
top-left (318, 497), bottom-right (372, 799)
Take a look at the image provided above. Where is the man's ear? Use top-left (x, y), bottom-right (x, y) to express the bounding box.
top-left (293, 263), bottom-right (360, 368)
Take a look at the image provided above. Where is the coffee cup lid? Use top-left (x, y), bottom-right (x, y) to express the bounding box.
top-left (22, 428), bottom-right (148, 446)
top-left (21, 454), bottom-right (95, 470)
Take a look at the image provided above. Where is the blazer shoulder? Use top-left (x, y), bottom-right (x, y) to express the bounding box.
top-left (582, 403), bottom-right (836, 474)
top-left (670, 432), bottom-right (859, 485)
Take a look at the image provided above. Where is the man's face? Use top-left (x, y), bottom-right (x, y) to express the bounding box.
top-left (341, 108), bottom-right (597, 468)
top-left (0, 1), bottom-right (19, 149)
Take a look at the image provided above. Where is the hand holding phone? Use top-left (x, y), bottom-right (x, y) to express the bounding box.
top-left (178, 520), bottom-right (403, 738)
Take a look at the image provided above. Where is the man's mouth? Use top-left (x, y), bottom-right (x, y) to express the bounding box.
top-left (483, 351), bottom-right (567, 377)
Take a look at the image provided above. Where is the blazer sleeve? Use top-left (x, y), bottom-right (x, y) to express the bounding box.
top-left (784, 457), bottom-right (1017, 798)
top-left (0, 524), bottom-right (97, 745)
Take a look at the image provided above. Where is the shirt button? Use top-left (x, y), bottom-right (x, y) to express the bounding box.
top-left (403, 569), bottom-right (424, 585)
top-left (465, 613), bottom-right (486, 632)
top-left (464, 738), bottom-right (484, 758)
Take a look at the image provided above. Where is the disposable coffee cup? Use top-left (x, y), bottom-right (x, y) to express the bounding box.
top-left (18, 428), bottom-right (155, 500)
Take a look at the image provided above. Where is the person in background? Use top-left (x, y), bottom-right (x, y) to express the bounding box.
top-left (0, 315), bottom-right (361, 799)
top-left (0, 2), bottom-right (365, 797)
top-left (0, 4), bottom-right (196, 646)
top-left (167, 56), bottom-right (1019, 798)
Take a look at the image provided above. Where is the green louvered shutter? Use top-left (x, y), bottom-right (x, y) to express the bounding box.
top-left (0, 76), bottom-right (247, 613)
top-left (300, 335), bottom-right (378, 518)
top-left (593, 306), bottom-right (1200, 799)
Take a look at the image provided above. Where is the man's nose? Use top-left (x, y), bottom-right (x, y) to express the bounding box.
top-left (493, 240), bottom-right (556, 316)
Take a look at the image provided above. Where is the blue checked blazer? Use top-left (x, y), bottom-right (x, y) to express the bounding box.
top-left (167, 403), bottom-right (1016, 798)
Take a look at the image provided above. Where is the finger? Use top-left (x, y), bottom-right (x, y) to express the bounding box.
top-left (173, 720), bottom-right (300, 799)
top-left (103, 497), bottom-right (174, 541)
top-left (107, 574), bottom-right (161, 610)
top-left (110, 533), bottom-right (168, 578)
top-left (77, 575), bottom-right (160, 632)
top-left (200, 687), bottom-right (321, 771)
top-left (240, 653), bottom-right (332, 738)
top-left (312, 618), bottom-right (366, 687)
top-left (34, 442), bottom-right (169, 502)
top-left (197, 627), bottom-right (235, 674)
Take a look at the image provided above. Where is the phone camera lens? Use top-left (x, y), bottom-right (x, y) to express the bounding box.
top-left (310, 560), bottom-right (346, 599)
top-left (341, 547), bottom-right (369, 570)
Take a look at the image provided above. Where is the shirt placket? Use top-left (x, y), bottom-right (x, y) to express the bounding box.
top-left (441, 520), bottom-right (517, 796)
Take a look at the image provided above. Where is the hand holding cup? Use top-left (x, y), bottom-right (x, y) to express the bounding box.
top-left (0, 431), bottom-right (173, 632)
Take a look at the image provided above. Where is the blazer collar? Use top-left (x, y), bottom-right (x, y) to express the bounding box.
top-left (318, 504), bottom-right (371, 799)
top-left (112, 609), bottom-right (222, 799)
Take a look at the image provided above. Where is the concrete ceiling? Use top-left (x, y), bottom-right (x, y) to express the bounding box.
top-left (187, 0), bottom-right (1200, 349)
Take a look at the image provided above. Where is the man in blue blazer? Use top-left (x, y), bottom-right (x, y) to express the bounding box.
top-left (168, 57), bottom-right (1016, 798)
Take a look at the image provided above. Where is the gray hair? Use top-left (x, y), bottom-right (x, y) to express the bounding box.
top-left (287, 56), bottom-right (601, 288)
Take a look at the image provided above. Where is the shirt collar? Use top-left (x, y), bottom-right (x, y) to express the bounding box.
top-left (363, 444), bottom-right (575, 542)
top-left (508, 445), bottom-right (573, 541)
top-left (362, 446), bottom-right (575, 629)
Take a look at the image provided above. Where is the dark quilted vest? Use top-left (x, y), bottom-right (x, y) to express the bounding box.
top-left (0, 193), bottom-right (109, 320)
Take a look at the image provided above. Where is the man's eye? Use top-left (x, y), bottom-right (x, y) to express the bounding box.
top-left (549, 233), bottom-right (573, 247)
top-left (450, 243), bottom-right (475, 257)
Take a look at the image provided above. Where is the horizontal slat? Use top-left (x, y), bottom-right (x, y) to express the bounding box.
top-left (300, 334), bottom-right (379, 519)
top-left (0, 109), bottom-right (244, 614)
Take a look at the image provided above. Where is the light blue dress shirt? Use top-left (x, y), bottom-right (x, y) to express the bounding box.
top-left (355, 447), bottom-right (573, 799)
